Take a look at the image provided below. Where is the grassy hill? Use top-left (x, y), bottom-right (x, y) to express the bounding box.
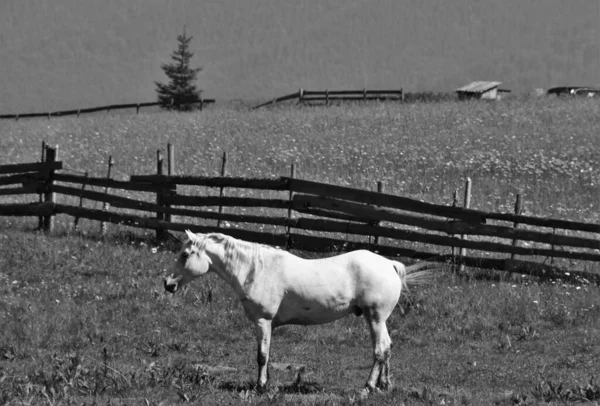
top-left (1, 0), bottom-right (598, 113)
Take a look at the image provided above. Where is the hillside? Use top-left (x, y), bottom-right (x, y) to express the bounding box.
top-left (0, 0), bottom-right (598, 113)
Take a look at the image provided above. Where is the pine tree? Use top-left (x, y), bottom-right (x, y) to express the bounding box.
top-left (155, 29), bottom-right (203, 111)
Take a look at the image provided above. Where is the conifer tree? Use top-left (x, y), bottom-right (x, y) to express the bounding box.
top-left (155, 28), bottom-right (203, 111)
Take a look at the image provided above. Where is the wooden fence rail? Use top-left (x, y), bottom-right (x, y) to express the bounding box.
top-left (0, 98), bottom-right (215, 120)
top-left (0, 161), bottom-right (63, 175)
top-left (253, 88), bottom-right (404, 109)
top-left (293, 195), bottom-right (599, 250)
top-left (289, 180), bottom-right (487, 223)
top-left (1, 146), bottom-right (599, 284)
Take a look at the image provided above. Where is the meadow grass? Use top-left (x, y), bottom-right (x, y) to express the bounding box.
top-left (1, 98), bottom-right (599, 404)
top-left (0, 228), bottom-right (598, 405)
top-left (1, 98), bottom-right (599, 219)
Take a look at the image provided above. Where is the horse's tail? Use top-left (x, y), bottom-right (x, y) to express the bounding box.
top-left (392, 261), bottom-right (436, 292)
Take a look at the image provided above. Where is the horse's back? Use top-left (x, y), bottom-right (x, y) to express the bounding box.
top-left (279, 249), bottom-right (401, 307)
top-left (318, 249), bottom-right (398, 281)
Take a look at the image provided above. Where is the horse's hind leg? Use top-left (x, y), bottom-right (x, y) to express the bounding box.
top-left (378, 354), bottom-right (391, 390)
top-left (255, 318), bottom-right (273, 391)
top-left (364, 311), bottom-right (393, 391)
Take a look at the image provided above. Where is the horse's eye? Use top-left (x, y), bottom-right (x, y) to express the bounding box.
top-left (181, 252), bottom-right (190, 260)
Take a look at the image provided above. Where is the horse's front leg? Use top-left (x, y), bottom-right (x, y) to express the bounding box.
top-left (255, 318), bottom-right (273, 391)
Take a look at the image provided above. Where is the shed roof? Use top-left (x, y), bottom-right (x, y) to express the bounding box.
top-left (456, 81), bottom-right (502, 93)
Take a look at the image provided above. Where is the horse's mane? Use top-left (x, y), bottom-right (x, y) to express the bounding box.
top-left (213, 233), bottom-right (265, 277)
top-left (187, 232), bottom-right (282, 277)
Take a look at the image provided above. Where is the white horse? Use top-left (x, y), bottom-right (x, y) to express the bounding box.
top-left (163, 231), bottom-right (435, 392)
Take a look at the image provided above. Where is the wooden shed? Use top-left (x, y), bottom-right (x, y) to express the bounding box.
top-left (456, 81), bottom-right (506, 100)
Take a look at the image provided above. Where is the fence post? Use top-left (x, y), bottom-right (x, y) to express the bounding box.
top-left (164, 144), bottom-right (175, 224)
top-left (73, 171), bottom-right (89, 231)
top-left (401, 88), bottom-right (404, 102)
top-left (550, 228), bottom-right (556, 265)
top-left (363, 88), bottom-right (367, 101)
top-left (77, 109), bottom-right (81, 118)
top-left (510, 193), bottom-right (522, 260)
top-left (199, 92), bottom-right (204, 111)
top-left (298, 88), bottom-right (304, 105)
top-left (37, 141), bottom-right (47, 230)
top-left (451, 189), bottom-right (459, 273)
top-left (286, 162), bottom-right (297, 249)
top-left (459, 178), bottom-right (472, 272)
top-left (217, 151), bottom-right (228, 228)
top-left (325, 89), bottom-right (329, 106)
top-left (42, 146), bottom-right (58, 233)
top-left (372, 181), bottom-right (384, 247)
top-left (156, 150), bottom-right (166, 241)
top-left (100, 156), bottom-right (114, 235)
top-left (167, 144), bottom-right (174, 177)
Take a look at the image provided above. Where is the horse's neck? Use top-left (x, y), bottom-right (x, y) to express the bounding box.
top-left (208, 238), bottom-right (258, 296)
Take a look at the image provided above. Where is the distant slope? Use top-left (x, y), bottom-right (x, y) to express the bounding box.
top-left (0, 0), bottom-right (598, 113)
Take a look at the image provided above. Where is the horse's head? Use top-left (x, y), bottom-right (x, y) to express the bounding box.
top-left (164, 230), bottom-right (213, 293)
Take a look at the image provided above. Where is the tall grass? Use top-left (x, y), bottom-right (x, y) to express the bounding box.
top-left (1, 98), bottom-right (599, 404)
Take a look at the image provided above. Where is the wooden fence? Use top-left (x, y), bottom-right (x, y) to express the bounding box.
top-left (253, 88), bottom-right (404, 109)
top-left (0, 98), bottom-right (215, 120)
top-left (1, 144), bottom-right (599, 284)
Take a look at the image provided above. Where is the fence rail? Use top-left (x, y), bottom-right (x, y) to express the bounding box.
top-left (0, 98), bottom-right (215, 120)
top-left (1, 143), bottom-right (599, 284)
top-left (253, 88), bottom-right (404, 109)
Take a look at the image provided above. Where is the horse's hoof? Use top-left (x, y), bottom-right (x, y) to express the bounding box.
top-left (362, 386), bottom-right (381, 397)
top-left (377, 380), bottom-right (392, 391)
top-left (359, 387), bottom-right (371, 399)
top-left (256, 383), bottom-right (268, 395)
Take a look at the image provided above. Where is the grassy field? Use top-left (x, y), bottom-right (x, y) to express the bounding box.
top-left (1, 98), bottom-right (599, 404)
top-left (1, 97), bottom-right (599, 218)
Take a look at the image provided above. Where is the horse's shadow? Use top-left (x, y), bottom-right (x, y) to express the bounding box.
top-left (217, 379), bottom-right (324, 394)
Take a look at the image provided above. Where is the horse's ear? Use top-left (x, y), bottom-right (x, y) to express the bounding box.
top-left (208, 233), bottom-right (225, 243)
top-left (185, 230), bottom-right (197, 243)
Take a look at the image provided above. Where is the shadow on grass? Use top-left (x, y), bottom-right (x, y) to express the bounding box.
top-left (217, 379), bottom-right (324, 394)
